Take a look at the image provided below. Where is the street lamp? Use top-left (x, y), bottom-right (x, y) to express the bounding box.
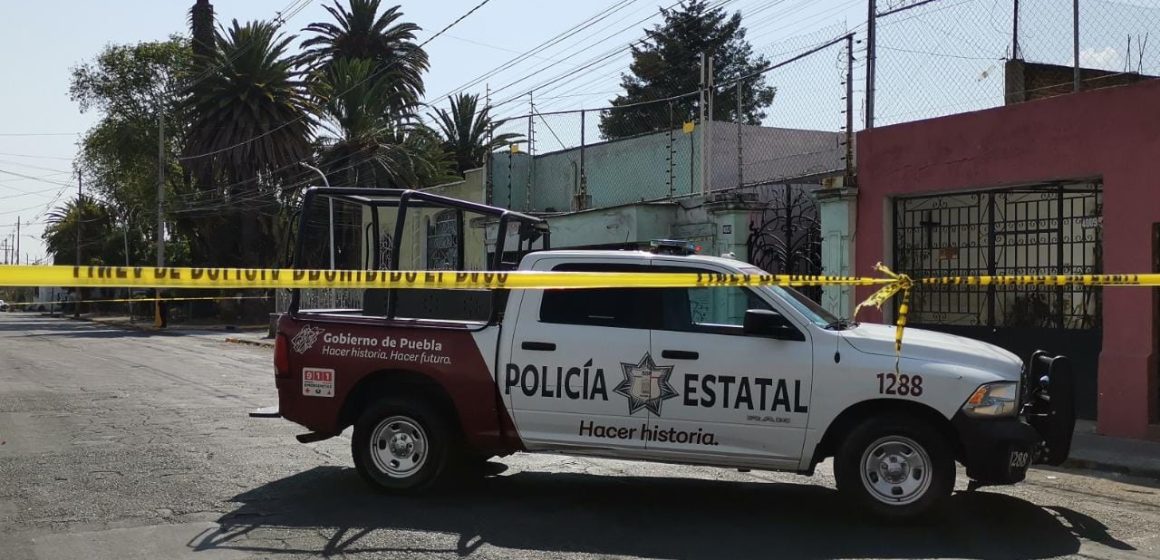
top-left (299, 162), bottom-right (334, 270)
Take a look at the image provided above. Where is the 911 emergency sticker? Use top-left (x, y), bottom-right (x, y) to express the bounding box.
top-left (302, 367), bottom-right (335, 397)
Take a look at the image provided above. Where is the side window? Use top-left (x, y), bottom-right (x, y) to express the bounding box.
top-left (685, 286), bottom-right (772, 327)
top-left (655, 267), bottom-right (775, 334)
top-left (539, 263), bottom-right (658, 329)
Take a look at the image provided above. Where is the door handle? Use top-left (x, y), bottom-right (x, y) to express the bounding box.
top-left (661, 349), bottom-right (699, 360)
top-left (521, 341), bottom-right (556, 351)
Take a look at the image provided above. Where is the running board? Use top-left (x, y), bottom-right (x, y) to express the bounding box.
top-left (295, 432), bottom-right (333, 444)
top-left (248, 406), bottom-right (281, 418)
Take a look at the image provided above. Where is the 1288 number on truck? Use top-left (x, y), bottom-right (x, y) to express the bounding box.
top-left (877, 373), bottom-right (923, 396)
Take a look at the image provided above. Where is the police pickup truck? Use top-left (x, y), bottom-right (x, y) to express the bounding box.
top-left (269, 187), bottom-right (1075, 519)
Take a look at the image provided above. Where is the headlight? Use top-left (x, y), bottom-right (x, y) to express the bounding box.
top-left (961, 381), bottom-right (1019, 417)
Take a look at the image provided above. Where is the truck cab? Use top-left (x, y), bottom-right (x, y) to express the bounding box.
top-left (270, 188), bottom-right (1075, 520)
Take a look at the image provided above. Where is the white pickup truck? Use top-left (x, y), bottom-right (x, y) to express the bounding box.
top-left (269, 188), bottom-right (1075, 519)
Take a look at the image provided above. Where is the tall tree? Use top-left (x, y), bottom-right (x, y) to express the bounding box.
top-left (69, 36), bottom-right (194, 266)
top-left (189, 0), bottom-right (215, 62)
top-left (313, 57), bottom-right (454, 189)
top-left (301, 0), bottom-right (428, 111)
top-left (42, 198), bottom-right (119, 266)
top-left (431, 93), bottom-right (522, 175)
top-left (183, 19), bottom-right (316, 268)
top-left (598, 0), bottom-right (775, 140)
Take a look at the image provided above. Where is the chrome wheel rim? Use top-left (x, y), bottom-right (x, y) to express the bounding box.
top-left (859, 435), bottom-right (932, 506)
top-left (369, 416), bottom-right (428, 478)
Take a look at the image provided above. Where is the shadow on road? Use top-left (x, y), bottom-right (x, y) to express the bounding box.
top-left (193, 465), bottom-right (1127, 559)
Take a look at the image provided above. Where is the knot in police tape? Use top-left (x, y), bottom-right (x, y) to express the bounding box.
top-left (851, 263), bottom-right (912, 372)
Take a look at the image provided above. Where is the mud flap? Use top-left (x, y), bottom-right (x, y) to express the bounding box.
top-left (1024, 351), bottom-right (1075, 466)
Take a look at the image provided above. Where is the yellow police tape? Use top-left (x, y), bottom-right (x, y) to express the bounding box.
top-left (0, 265), bottom-right (890, 290)
top-left (4, 264), bottom-right (1160, 369)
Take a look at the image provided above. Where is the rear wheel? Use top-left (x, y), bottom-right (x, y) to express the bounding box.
top-left (352, 398), bottom-right (451, 493)
top-left (834, 415), bottom-right (954, 520)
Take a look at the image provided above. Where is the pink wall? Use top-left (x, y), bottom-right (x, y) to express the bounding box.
top-left (856, 80), bottom-right (1160, 439)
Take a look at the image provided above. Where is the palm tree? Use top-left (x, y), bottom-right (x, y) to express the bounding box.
top-left (301, 0), bottom-right (427, 108)
top-left (183, 19), bottom-right (316, 267)
top-left (185, 19), bottom-right (315, 188)
top-left (42, 198), bottom-right (118, 266)
top-left (431, 93), bottom-right (523, 175)
top-left (314, 57), bottom-right (454, 188)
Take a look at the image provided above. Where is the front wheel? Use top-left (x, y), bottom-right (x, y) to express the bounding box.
top-left (834, 415), bottom-right (954, 520)
top-left (352, 398), bottom-right (451, 494)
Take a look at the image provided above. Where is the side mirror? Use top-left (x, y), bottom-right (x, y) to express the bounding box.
top-left (743, 309), bottom-right (804, 341)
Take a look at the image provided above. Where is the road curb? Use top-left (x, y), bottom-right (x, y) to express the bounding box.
top-left (224, 336), bottom-right (275, 348)
top-left (1059, 457), bottom-right (1160, 481)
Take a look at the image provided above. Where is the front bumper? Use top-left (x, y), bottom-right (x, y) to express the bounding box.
top-left (954, 350), bottom-right (1076, 486)
top-left (953, 413), bottom-right (1041, 485)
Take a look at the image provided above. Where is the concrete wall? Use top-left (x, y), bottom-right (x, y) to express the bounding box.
top-left (856, 79), bottom-right (1160, 439)
top-left (489, 123), bottom-right (844, 214)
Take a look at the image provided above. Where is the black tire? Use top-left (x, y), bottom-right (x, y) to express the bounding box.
top-left (834, 414), bottom-right (954, 520)
top-left (352, 397), bottom-right (452, 494)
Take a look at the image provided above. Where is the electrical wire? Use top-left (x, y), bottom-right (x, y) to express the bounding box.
top-left (0, 152), bottom-right (75, 161)
top-left (430, 0), bottom-right (646, 101)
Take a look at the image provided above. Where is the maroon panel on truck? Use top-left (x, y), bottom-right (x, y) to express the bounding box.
top-left (276, 313), bottom-right (523, 453)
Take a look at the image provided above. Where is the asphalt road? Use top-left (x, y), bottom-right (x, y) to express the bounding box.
top-left (1, 313), bottom-right (1159, 560)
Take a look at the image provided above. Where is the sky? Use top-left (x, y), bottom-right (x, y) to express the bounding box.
top-left (0, 0), bottom-right (872, 264)
top-left (2, 0), bottom-right (1148, 264)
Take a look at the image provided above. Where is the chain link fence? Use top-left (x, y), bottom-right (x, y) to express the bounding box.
top-left (871, 0), bottom-right (1160, 127)
top-left (487, 31), bottom-right (856, 213)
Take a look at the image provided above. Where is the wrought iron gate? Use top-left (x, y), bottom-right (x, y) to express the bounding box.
top-left (893, 182), bottom-right (1103, 418)
top-left (747, 184), bottom-right (823, 301)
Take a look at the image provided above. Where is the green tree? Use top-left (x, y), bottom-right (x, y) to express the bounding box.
top-left (301, 0), bottom-right (428, 110)
top-left (598, 0), bottom-right (775, 140)
top-left (69, 36), bottom-right (194, 266)
top-left (183, 19), bottom-right (316, 268)
top-left (313, 57), bottom-right (454, 189)
top-left (42, 198), bottom-right (120, 266)
top-left (431, 93), bottom-right (522, 175)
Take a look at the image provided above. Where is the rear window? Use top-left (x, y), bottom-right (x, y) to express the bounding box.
top-left (538, 262), bottom-right (659, 329)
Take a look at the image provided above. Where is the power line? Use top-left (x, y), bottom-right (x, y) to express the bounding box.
top-left (0, 152), bottom-right (75, 161)
top-left (488, 0), bottom-right (744, 113)
top-left (429, 0), bottom-right (645, 101)
top-left (0, 168), bottom-right (75, 188)
top-left (0, 158), bottom-right (73, 175)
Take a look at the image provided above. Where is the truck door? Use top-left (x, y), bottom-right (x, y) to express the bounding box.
top-left (500, 259), bottom-right (658, 454)
top-left (645, 263), bottom-right (813, 469)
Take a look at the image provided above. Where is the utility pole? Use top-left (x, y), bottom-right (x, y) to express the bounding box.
top-left (736, 81), bottom-right (743, 189)
top-left (75, 174), bottom-right (82, 318)
top-left (866, 0), bottom-right (877, 129)
top-left (1012, 0), bottom-right (1020, 60)
top-left (527, 92), bottom-right (534, 212)
top-left (14, 218), bottom-right (19, 265)
top-left (155, 114), bottom-right (166, 328)
top-left (1073, 0), bottom-right (1081, 92)
top-left (698, 52), bottom-right (715, 194)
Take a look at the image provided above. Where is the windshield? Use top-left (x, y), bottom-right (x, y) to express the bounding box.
top-left (739, 266), bottom-right (840, 327)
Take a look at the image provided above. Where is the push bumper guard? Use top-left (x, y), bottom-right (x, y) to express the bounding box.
top-left (954, 351), bottom-right (1075, 486)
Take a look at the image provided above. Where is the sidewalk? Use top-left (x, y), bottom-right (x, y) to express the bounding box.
top-left (1060, 420), bottom-right (1160, 480)
top-left (76, 314), bottom-right (269, 336)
